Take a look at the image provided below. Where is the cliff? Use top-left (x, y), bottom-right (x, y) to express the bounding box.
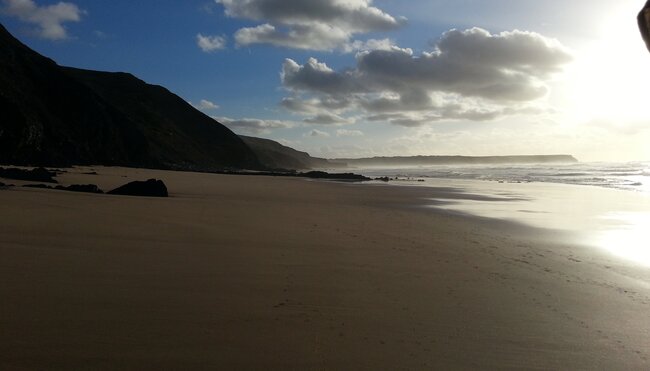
top-left (0, 23), bottom-right (259, 170)
top-left (239, 135), bottom-right (331, 170)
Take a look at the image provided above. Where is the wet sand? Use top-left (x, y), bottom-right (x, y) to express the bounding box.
top-left (1, 166), bottom-right (649, 369)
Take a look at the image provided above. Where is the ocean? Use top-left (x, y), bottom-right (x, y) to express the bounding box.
top-left (353, 161), bottom-right (650, 265)
top-left (356, 161), bottom-right (650, 194)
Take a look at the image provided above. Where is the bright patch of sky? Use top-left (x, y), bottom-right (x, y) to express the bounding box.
top-left (2, 0), bottom-right (649, 161)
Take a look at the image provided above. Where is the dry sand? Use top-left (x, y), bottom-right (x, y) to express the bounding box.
top-left (1, 166), bottom-right (650, 370)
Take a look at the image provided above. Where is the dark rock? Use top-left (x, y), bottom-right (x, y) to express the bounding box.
top-left (23, 184), bottom-right (51, 189)
top-left (23, 183), bottom-right (103, 194)
top-left (301, 171), bottom-right (370, 181)
top-left (375, 176), bottom-right (390, 182)
top-left (639, 0), bottom-right (650, 52)
top-left (107, 179), bottom-right (168, 197)
top-left (55, 184), bottom-right (103, 194)
top-left (0, 167), bottom-right (57, 183)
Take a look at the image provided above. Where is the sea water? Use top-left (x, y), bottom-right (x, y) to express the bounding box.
top-left (357, 161), bottom-right (650, 193)
top-left (354, 162), bottom-right (650, 265)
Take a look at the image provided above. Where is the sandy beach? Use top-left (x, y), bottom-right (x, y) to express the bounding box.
top-left (1, 166), bottom-right (650, 370)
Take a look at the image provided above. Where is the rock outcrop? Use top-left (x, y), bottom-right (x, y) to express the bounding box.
top-left (301, 171), bottom-right (370, 181)
top-left (22, 183), bottom-right (103, 194)
top-left (0, 167), bottom-right (58, 183)
top-left (107, 179), bottom-right (168, 197)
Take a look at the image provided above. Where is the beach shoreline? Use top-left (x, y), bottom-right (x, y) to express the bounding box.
top-left (1, 166), bottom-right (649, 369)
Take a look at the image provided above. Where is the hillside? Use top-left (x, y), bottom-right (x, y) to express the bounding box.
top-left (0, 23), bottom-right (259, 170)
top-left (239, 135), bottom-right (331, 170)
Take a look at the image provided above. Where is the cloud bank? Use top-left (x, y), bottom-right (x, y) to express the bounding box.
top-left (216, 0), bottom-right (405, 51)
top-left (1, 0), bottom-right (82, 40)
top-left (281, 28), bottom-right (572, 126)
top-left (214, 116), bottom-right (296, 135)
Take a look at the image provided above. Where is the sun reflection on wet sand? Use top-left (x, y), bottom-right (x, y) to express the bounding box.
top-left (417, 178), bottom-right (650, 266)
top-left (594, 212), bottom-right (650, 266)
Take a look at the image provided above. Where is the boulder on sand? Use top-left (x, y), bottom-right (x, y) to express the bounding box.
top-left (107, 179), bottom-right (168, 197)
top-left (55, 184), bottom-right (103, 194)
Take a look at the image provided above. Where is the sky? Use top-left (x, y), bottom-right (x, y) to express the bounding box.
top-left (1, 0), bottom-right (649, 162)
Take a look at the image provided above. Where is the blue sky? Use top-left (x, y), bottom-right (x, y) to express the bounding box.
top-left (2, 0), bottom-right (649, 161)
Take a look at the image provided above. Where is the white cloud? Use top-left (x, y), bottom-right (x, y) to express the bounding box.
top-left (281, 96), bottom-right (351, 114)
top-left (281, 57), bottom-right (363, 95)
top-left (280, 27), bottom-right (572, 126)
top-left (196, 33), bottom-right (227, 52)
top-left (234, 22), bottom-right (351, 51)
top-left (303, 113), bottom-right (355, 125)
top-left (93, 30), bottom-right (108, 39)
top-left (2, 0), bottom-right (83, 40)
top-left (342, 38), bottom-right (408, 53)
top-left (218, 0), bottom-right (405, 51)
top-left (214, 116), bottom-right (296, 135)
top-left (194, 99), bottom-right (220, 110)
top-left (305, 129), bottom-right (330, 138)
top-left (336, 129), bottom-right (364, 137)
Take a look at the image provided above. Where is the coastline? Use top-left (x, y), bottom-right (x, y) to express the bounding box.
top-left (1, 166), bottom-right (649, 369)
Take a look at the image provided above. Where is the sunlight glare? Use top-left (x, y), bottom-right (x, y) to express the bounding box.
top-left (595, 212), bottom-right (650, 266)
top-left (564, 2), bottom-right (650, 122)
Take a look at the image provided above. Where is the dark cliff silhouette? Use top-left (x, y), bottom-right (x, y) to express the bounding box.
top-left (239, 135), bottom-right (332, 170)
top-left (639, 1), bottom-right (650, 52)
top-left (0, 24), bottom-right (259, 170)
